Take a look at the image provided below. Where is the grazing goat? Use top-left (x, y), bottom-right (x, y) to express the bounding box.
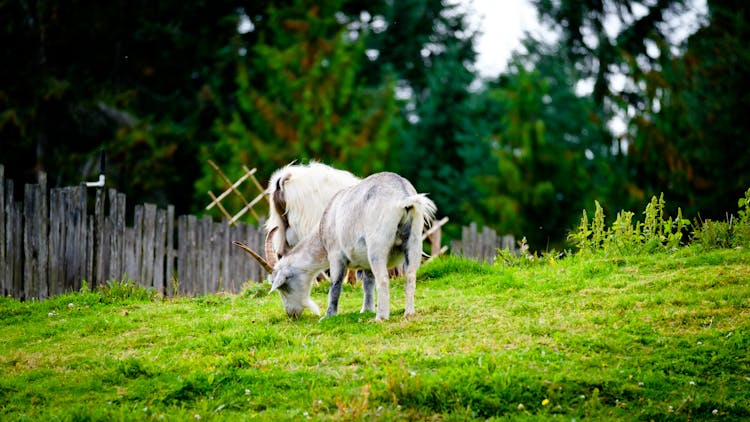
top-left (264, 162), bottom-right (360, 266)
top-left (235, 172), bottom-right (436, 321)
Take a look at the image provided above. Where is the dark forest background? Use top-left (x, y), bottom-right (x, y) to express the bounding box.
top-left (2, 0), bottom-right (748, 248)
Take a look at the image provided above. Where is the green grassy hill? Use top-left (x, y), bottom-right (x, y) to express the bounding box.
top-left (1, 246), bottom-right (748, 420)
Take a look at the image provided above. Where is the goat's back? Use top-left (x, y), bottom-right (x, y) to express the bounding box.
top-left (321, 173), bottom-right (435, 266)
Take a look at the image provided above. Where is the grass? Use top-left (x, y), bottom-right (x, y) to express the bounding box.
top-left (1, 246), bottom-right (749, 420)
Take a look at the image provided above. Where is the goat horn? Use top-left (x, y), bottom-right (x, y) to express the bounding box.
top-left (232, 241), bottom-right (274, 273)
top-left (265, 227), bottom-right (279, 268)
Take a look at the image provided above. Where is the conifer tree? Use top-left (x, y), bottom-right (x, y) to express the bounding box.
top-left (197, 0), bottom-right (398, 219)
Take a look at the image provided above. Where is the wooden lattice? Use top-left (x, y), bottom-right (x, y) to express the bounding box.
top-left (205, 160), bottom-right (269, 225)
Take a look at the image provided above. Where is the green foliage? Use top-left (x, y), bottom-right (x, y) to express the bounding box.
top-left (569, 193), bottom-right (692, 255)
top-left (692, 188), bottom-right (750, 250)
top-left (385, 3), bottom-right (480, 237)
top-left (735, 188), bottom-right (750, 245)
top-left (570, 188), bottom-right (750, 255)
top-left (0, 0), bottom-right (257, 212)
top-left (467, 38), bottom-right (615, 249)
top-left (2, 0), bottom-right (749, 250)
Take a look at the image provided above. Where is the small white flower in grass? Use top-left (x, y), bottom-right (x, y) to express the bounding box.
top-left (689, 381), bottom-right (695, 386)
top-left (68, 303), bottom-right (74, 309)
top-left (194, 414), bottom-right (201, 420)
top-left (517, 403), bottom-right (525, 410)
top-left (668, 405), bottom-right (674, 413)
top-left (245, 389), bottom-right (251, 395)
top-left (48, 311), bottom-right (55, 317)
top-left (712, 409), bottom-right (718, 415)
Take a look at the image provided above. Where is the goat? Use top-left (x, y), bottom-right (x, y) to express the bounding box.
top-left (234, 172), bottom-right (436, 321)
top-left (263, 162), bottom-right (360, 266)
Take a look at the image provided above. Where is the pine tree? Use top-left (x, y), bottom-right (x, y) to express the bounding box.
top-left (197, 0), bottom-right (399, 219)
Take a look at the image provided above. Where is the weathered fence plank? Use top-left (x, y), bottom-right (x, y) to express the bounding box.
top-left (94, 189), bottom-right (108, 285)
top-left (166, 205), bottom-right (175, 296)
top-left (24, 182), bottom-right (42, 299)
top-left (108, 189), bottom-right (125, 283)
top-left (48, 188), bottom-right (62, 295)
top-left (0, 166), bottom-right (5, 297)
top-left (9, 189), bottom-right (24, 299)
top-left (141, 204), bottom-right (156, 290)
top-left (86, 215), bottom-right (94, 284)
top-left (153, 208), bottom-right (166, 295)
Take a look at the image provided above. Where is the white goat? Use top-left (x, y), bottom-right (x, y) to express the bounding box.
top-left (235, 172), bottom-right (436, 321)
top-left (264, 162), bottom-right (360, 265)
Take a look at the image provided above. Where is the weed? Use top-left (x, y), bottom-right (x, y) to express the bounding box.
top-left (568, 193), bottom-right (694, 255)
top-left (691, 188), bottom-right (750, 250)
top-left (97, 277), bottom-right (159, 303)
top-left (733, 187), bottom-right (750, 247)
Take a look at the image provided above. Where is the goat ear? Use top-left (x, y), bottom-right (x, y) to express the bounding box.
top-left (268, 273), bottom-right (286, 294)
top-left (279, 173), bottom-right (292, 187)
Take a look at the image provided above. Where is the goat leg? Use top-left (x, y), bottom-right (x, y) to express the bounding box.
top-left (324, 260), bottom-right (346, 318)
top-left (360, 270), bottom-right (375, 313)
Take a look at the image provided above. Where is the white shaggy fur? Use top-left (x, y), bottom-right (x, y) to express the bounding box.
top-left (265, 162), bottom-right (360, 259)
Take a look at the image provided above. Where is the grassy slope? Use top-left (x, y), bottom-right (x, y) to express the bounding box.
top-left (1, 247), bottom-right (749, 421)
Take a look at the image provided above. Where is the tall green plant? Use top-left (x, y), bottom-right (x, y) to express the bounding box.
top-left (569, 193), bottom-right (690, 255)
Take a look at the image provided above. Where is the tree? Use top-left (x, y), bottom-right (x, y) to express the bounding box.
top-left (390, 3), bottom-right (482, 234)
top-left (0, 0), bottom-right (271, 212)
top-left (628, 0), bottom-right (750, 216)
top-left (529, 0), bottom-right (750, 222)
top-left (468, 37), bottom-right (614, 248)
top-left (196, 0), bottom-right (399, 219)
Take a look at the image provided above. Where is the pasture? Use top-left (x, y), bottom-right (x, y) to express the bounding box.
top-left (1, 247), bottom-right (749, 420)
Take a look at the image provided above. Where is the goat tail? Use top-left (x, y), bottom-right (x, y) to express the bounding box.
top-left (399, 194), bottom-right (437, 227)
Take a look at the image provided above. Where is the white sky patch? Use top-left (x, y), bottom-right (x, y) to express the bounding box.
top-left (456, 0), bottom-right (707, 79)
top-left (452, 0), bottom-right (556, 78)
top-left (238, 13), bottom-right (254, 34)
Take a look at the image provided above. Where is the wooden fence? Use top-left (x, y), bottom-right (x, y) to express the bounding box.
top-left (0, 166), bottom-right (266, 301)
top-left (1, 166), bottom-right (514, 300)
top-left (450, 222), bottom-right (516, 264)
